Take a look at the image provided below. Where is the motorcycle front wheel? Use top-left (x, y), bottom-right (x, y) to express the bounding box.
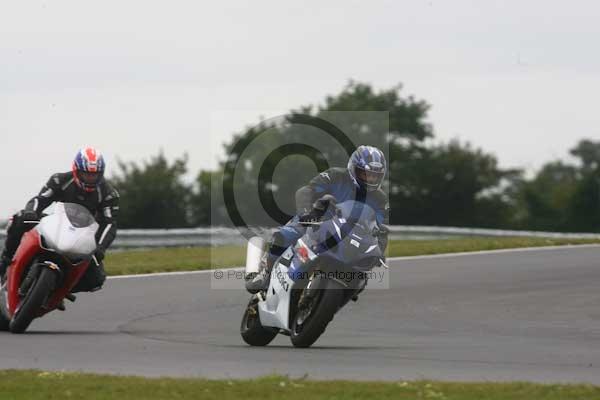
top-left (0, 308), bottom-right (9, 331)
top-left (9, 267), bottom-right (57, 334)
top-left (290, 279), bottom-right (344, 348)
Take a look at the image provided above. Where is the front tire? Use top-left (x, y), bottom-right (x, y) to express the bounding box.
top-left (0, 286), bottom-right (9, 331)
top-left (9, 267), bottom-right (57, 334)
top-left (0, 310), bottom-right (9, 331)
top-left (290, 280), bottom-right (344, 348)
top-left (240, 298), bottom-right (278, 346)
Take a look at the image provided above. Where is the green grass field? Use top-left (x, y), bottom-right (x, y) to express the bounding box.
top-left (0, 371), bottom-right (599, 400)
top-left (103, 237), bottom-right (600, 276)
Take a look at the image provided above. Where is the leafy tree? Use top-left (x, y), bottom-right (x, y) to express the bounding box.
top-left (389, 139), bottom-right (520, 227)
top-left (514, 139), bottom-right (600, 232)
top-left (570, 140), bottom-right (600, 172)
top-left (202, 81), bottom-right (515, 228)
top-left (209, 81), bottom-right (433, 227)
top-left (515, 162), bottom-right (579, 231)
top-left (566, 139), bottom-right (600, 231)
top-left (111, 152), bottom-right (192, 229)
top-left (567, 172), bottom-right (600, 231)
top-left (321, 81), bottom-right (432, 141)
top-left (112, 87), bottom-right (599, 232)
top-left (189, 170), bottom-right (218, 226)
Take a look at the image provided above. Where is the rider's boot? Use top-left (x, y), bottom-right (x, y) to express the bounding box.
top-left (245, 252), bottom-right (274, 294)
top-left (56, 293), bottom-right (76, 312)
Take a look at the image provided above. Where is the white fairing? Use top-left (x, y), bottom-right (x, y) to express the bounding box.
top-left (258, 248), bottom-right (295, 330)
top-left (36, 203), bottom-right (99, 259)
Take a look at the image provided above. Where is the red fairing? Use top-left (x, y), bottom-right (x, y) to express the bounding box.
top-left (7, 230), bottom-right (41, 315)
top-left (5, 228), bottom-right (93, 317)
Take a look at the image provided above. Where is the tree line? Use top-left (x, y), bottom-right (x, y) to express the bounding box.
top-left (112, 82), bottom-right (600, 232)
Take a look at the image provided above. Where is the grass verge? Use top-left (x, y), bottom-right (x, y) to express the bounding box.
top-left (103, 237), bottom-right (600, 276)
top-left (1, 371), bottom-right (599, 400)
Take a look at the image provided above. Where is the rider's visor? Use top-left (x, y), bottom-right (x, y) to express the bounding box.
top-left (78, 171), bottom-right (102, 186)
top-left (354, 166), bottom-right (385, 189)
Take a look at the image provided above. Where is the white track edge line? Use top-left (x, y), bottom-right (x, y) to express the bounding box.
top-left (107, 243), bottom-right (600, 280)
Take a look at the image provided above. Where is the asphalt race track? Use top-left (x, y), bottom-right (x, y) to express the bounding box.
top-left (1, 246), bottom-right (600, 383)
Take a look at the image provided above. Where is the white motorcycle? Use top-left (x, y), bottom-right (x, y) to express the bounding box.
top-left (240, 200), bottom-right (387, 348)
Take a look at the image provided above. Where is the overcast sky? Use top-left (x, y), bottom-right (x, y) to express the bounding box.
top-left (2, 0), bottom-right (600, 216)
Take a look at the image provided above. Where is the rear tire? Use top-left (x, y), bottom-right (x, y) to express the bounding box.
top-left (240, 299), bottom-right (278, 346)
top-left (290, 281), bottom-right (344, 348)
top-left (9, 267), bottom-right (57, 334)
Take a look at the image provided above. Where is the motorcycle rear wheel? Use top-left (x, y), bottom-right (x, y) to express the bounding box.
top-left (9, 267), bottom-right (57, 334)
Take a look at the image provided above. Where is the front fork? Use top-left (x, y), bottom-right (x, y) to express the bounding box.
top-left (18, 262), bottom-right (61, 298)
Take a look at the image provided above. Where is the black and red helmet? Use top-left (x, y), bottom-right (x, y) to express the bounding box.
top-left (72, 147), bottom-right (106, 192)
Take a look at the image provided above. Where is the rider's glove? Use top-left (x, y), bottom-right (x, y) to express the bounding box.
top-left (299, 195), bottom-right (337, 224)
top-left (312, 194), bottom-right (337, 214)
top-left (17, 210), bottom-right (40, 224)
top-left (375, 224), bottom-right (390, 237)
top-left (299, 210), bottom-right (320, 224)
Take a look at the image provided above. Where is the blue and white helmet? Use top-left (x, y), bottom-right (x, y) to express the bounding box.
top-left (347, 145), bottom-right (387, 192)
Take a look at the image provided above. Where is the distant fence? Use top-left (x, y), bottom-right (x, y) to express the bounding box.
top-left (1, 225), bottom-right (600, 250)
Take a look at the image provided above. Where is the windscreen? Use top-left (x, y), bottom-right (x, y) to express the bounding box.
top-left (64, 203), bottom-right (96, 228)
top-left (336, 200), bottom-right (377, 232)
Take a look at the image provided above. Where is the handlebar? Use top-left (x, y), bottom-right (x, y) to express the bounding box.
top-left (299, 220), bottom-right (323, 227)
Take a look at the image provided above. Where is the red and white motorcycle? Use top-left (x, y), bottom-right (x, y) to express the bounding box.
top-left (0, 203), bottom-right (98, 333)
